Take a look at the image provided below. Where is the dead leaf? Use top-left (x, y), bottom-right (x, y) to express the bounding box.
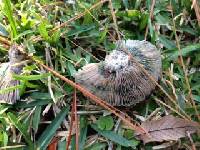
top-left (135, 115), bottom-right (199, 143)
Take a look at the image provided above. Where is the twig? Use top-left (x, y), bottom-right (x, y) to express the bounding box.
top-left (26, 54), bottom-right (146, 134)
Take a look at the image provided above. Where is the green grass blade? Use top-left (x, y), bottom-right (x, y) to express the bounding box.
top-left (0, 85), bottom-right (22, 94)
top-left (91, 124), bottom-right (139, 148)
top-left (79, 117), bottom-right (88, 150)
top-left (13, 73), bottom-right (51, 81)
top-left (32, 106), bottom-right (41, 132)
top-left (168, 43), bottom-right (200, 60)
top-left (36, 106), bottom-right (70, 150)
top-left (3, 0), bottom-right (18, 39)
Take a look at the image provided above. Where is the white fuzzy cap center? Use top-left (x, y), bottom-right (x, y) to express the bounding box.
top-left (104, 50), bottom-right (129, 72)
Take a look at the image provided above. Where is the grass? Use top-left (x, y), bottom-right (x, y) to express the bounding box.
top-left (0, 0), bottom-right (200, 149)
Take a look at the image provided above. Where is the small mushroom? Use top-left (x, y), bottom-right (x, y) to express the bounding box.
top-left (0, 44), bottom-right (25, 104)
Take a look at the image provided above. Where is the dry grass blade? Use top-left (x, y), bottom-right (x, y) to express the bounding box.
top-left (135, 115), bottom-right (200, 144)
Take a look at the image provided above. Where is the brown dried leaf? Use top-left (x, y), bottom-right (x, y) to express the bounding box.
top-left (135, 115), bottom-right (199, 143)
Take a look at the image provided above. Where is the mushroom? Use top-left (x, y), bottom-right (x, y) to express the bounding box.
top-left (0, 44), bottom-right (25, 104)
top-left (75, 40), bottom-right (162, 106)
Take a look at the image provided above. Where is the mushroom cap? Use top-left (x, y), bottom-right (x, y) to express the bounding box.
top-left (9, 44), bottom-right (25, 63)
top-left (75, 40), bottom-right (162, 106)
